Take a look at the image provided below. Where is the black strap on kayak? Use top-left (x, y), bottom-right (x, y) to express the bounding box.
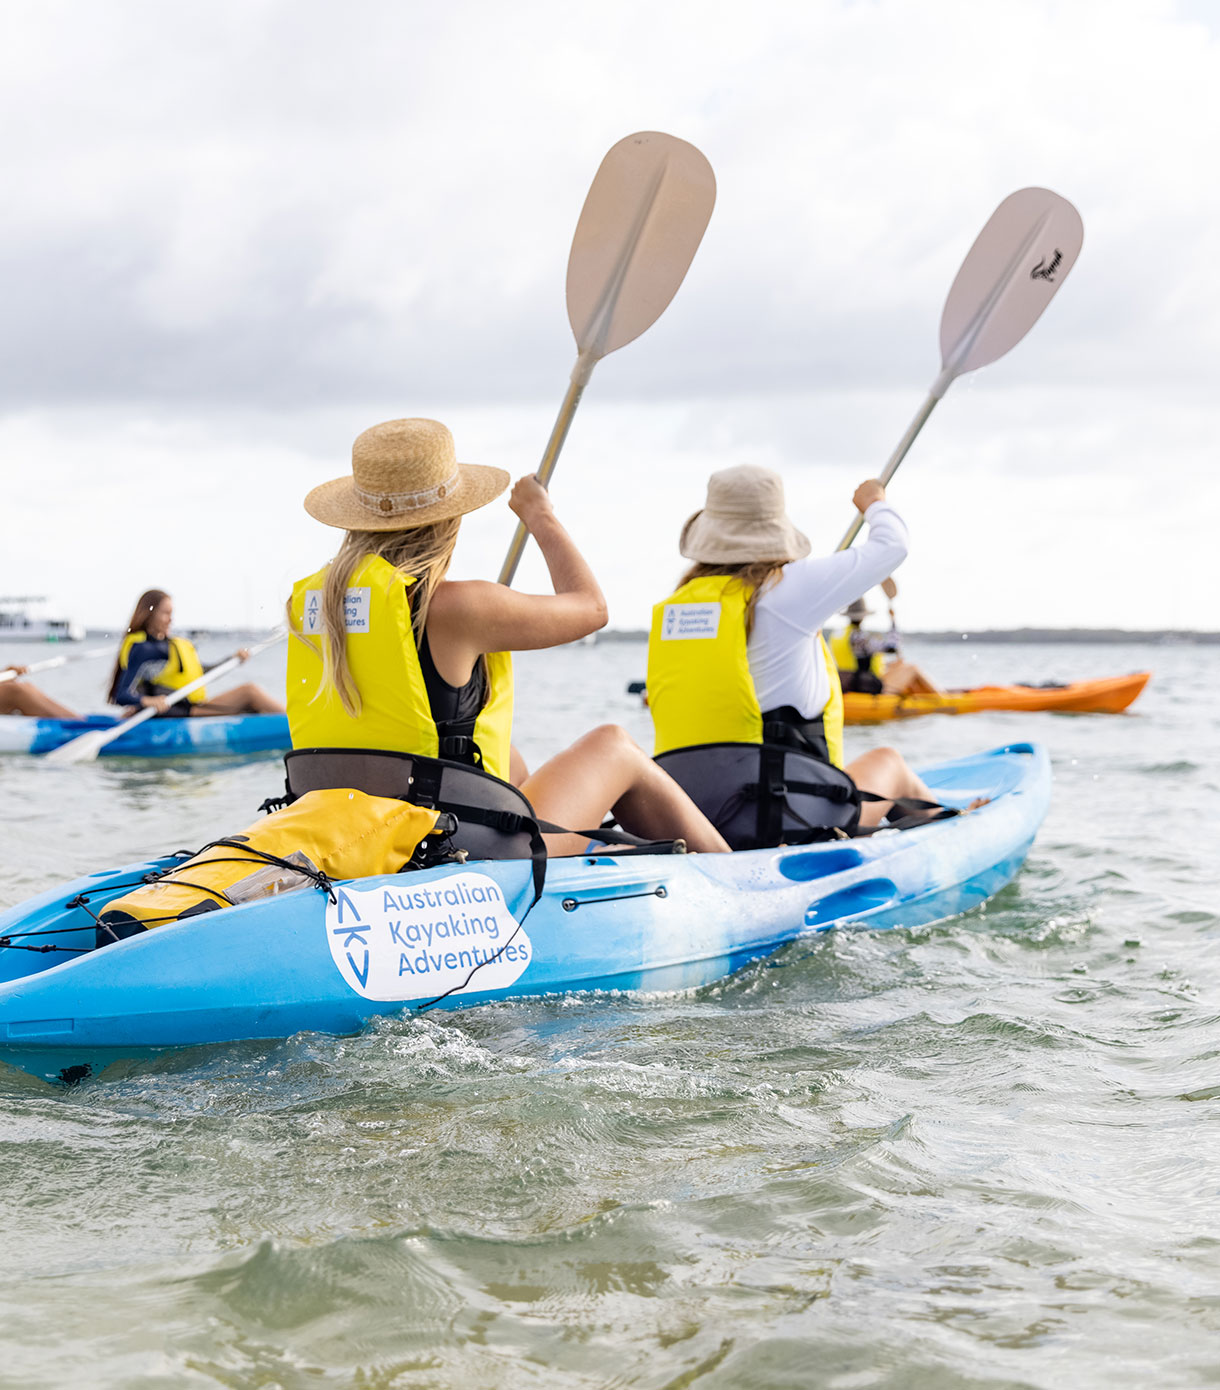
top-left (0, 927), bottom-right (93, 954)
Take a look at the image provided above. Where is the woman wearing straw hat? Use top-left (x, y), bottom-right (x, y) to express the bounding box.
top-left (645, 465), bottom-right (943, 848)
top-left (286, 418), bottom-right (728, 856)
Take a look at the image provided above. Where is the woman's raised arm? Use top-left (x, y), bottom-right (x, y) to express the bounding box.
top-left (429, 476), bottom-right (608, 663)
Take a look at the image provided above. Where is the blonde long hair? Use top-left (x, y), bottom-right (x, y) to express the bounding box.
top-left (292, 518), bottom-right (462, 717)
top-left (678, 560), bottom-right (786, 636)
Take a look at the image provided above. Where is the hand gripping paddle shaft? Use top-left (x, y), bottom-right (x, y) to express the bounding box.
top-left (837, 187), bottom-right (1084, 551)
top-left (44, 632), bottom-right (286, 765)
top-left (498, 132), bottom-right (716, 586)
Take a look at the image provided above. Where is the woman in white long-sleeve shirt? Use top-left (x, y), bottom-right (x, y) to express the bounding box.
top-left (746, 477), bottom-right (935, 822)
top-left (647, 466), bottom-right (936, 841)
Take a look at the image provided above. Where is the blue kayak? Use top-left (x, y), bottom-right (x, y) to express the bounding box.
top-left (0, 743), bottom-right (1050, 1084)
top-left (0, 712), bottom-right (291, 757)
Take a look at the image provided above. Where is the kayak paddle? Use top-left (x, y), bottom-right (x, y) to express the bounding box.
top-left (0, 646), bottom-right (110, 684)
top-left (837, 187), bottom-right (1084, 551)
top-left (44, 632), bottom-right (286, 765)
top-left (497, 131), bottom-right (716, 586)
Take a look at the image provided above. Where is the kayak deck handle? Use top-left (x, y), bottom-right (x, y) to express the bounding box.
top-left (803, 878), bottom-right (899, 928)
top-left (778, 847), bottom-right (866, 882)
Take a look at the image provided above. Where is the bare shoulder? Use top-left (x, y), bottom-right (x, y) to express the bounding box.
top-left (429, 579), bottom-right (503, 618)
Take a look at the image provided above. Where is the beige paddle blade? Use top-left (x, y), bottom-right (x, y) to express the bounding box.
top-left (937, 187), bottom-right (1084, 390)
top-left (566, 131), bottom-right (716, 361)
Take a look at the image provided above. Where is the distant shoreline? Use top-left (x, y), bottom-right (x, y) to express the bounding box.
top-left (593, 628), bottom-right (1220, 645)
top-left (28, 627), bottom-right (1212, 649)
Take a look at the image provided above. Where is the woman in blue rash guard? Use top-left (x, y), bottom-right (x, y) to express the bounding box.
top-left (107, 589), bottom-right (284, 717)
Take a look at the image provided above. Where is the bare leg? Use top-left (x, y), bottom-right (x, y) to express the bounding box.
top-left (191, 683), bottom-right (285, 715)
top-left (509, 744), bottom-right (530, 788)
top-left (846, 746), bottom-right (938, 828)
top-left (0, 682), bottom-right (78, 719)
top-left (520, 724), bottom-right (730, 855)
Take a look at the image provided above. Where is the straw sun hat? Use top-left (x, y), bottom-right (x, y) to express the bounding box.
top-left (679, 464), bottom-right (811, 564)
top-left (305, 418), bottom-right (509, 531)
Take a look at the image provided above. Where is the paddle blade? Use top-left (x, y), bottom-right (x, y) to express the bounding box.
top-left (566, 131), bottom-right (716, 361)
top-left (44, 727), bottom-right (112, 764)
top-left (937, 188), bottom-right (1083, 390)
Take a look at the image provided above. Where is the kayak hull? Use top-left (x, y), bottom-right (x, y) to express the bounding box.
top-left (843, 671), bottom-right (1150, 725)
top-left (0, 743), bottom-right (1050, 1084)
top-left (0, 712), bottom-right (291, 757)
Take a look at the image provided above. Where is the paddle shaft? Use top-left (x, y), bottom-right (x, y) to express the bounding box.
top-left (835, 389), bottom-right (940, 552)
top-left (497, 352), bottom-right (595, 587)
top-left (0, 646), bottom-right (109, 683)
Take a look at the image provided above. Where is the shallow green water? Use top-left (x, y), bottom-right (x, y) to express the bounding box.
top-left (1, 640), bottom-right (1217, 1388)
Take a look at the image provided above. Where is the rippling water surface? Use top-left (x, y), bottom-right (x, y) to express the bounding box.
top-left (1, 639), bottom-right (1217, 1389)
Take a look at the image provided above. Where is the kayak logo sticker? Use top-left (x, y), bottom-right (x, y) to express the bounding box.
top-left (1030, 249), bottom-right (1063, 282)
top-left (302, 587), bottom-right (371, 636)
top-left (661, 602), bottom-right (721, 641)
top-left (324, 871), bottom-right (531, 1002)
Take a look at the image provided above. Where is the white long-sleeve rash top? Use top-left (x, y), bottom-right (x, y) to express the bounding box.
top-left (747, 500), bottom-right (910, 719)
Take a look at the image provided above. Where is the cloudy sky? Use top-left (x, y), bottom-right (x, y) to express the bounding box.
top-left (1, 0), bottom-right (1217, 634)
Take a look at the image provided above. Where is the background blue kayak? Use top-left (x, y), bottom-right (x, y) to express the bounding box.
top-left (0, 742), bottom-right (1049, 1083)
top-left (0, 711), bottom-right (291, 757)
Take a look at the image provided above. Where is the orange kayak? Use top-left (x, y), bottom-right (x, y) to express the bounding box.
top-left (843, 671), bottom-right (1151, 725)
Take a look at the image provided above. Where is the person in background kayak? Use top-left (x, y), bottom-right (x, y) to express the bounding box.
top-left (107, 590), bottom-right (284, 718)
top-left (0, 668), bottom-right (78, 718)
top-left (832, 583), bottom-right (940, 697)
top-left (646, 465), bottom-right (945, 847)
top-left (287, 417), bottom-right (728, 855)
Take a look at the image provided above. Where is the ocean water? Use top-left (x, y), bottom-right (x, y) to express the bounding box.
top-left (0, 638), bottom-right (1217, 1389)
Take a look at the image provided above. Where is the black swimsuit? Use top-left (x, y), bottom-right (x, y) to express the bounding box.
top-left (418, 632), bottom-right (488, 765)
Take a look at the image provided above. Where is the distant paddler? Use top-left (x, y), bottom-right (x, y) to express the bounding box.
top-left (831, 578), bottom-right (940, 697)
top-left (108, 589), bottom-right (284, 718)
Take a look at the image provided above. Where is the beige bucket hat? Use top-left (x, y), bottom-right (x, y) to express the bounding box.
top-left (679, 464), bottom-right (810, 564)
top-left (305, 418), bottom-right (509, 532)
top-left (842, 597), bottom-right (871, 621)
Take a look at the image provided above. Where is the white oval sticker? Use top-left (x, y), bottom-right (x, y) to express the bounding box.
top-left (325, 872), bottom-right (531, 1002)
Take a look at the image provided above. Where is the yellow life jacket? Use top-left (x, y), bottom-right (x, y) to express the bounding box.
top-left (647, 575), bottom-right (845, 768)
top-left (99, 789), bottom-right (445, 931)
top-left (118, 632), bottom-right (207, 704)
top-left (287, 554), bottom-right (513, 782)
top-left (829, 624), bottom-right (884, 679)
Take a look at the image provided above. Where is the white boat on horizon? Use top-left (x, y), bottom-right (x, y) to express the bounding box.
top-left (0, 596), bottom-right (85, 643)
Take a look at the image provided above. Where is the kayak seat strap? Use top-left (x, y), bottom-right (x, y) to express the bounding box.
top-left (283, 747), bottom-right (547, 910)
top-left (655, 742), bottom-right (861, 851)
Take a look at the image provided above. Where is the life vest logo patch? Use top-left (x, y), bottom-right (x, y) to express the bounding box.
top-left (324, 871), bottom-right (531, 1001)
top-left (661, 602), bottom-right (721, 640)
top-left (302, 587), bottom-right (372, 635)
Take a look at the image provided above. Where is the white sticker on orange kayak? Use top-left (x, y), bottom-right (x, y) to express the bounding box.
top-left (325, 872), bottom-right (531, 1002)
